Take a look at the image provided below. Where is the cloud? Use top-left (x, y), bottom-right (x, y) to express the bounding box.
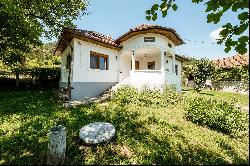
top-left (209, 28), bottom-right (223, 41)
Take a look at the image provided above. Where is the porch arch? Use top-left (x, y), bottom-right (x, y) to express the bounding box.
top-left (133, 46), bottom-right (162, 71)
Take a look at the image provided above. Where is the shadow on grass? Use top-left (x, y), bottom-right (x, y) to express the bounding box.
top-left (199, 92), bottom-right (215, 96)
top-left (0, 90), bottom-right (248, 165)
top-left (63, 104), bottom-right (248, 165)
top-left (0, 89), bottom-right (60, 117)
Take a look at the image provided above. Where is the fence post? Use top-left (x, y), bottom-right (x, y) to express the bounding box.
top-left (47, 125), bottom-right (66, 165)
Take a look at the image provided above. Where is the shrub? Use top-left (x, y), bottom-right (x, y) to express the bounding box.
top-left (28, 66), bottom-right (61, 81)
top-left (185, 97), bottom-right (249, 138)
top-left (112, 85), bottom-right (183, 108)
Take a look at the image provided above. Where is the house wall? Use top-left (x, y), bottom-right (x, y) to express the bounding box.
top-left (70, 38), bottom-right (119, 99)
top-left (166, 58), bottom-right (182, 92)
top-left (119, 52), bottom-right (131, 81)
top-left (120, 33), bottom-right (175, 54)
top-left (212, 81), bottom-right (249, 94)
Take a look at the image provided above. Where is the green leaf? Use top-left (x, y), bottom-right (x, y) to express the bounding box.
top-left (146, 16), bottom-right (152, 21)
top-left (162, 10), bottom-right (168, 18)
top-left (172, 4), bottom-right (178, 11)
top-left (152, 13), bottom-right (158, 21)
top-left (238, 36), bottom-right (249, 43)
top-left (151, 4), bottom-right (159, 11)
top-left (160, 1), bottom-right (167, 10)
top-left (238, 12), bottom-right (249, 21)
top-left (145, 10), bottom-right (151, 15)
top-left (224, 47), bottom-right (231, 53)
top-left (232, 4), bottom-right (238, 12)
top-left (234, 24), bottom-right (248, 35)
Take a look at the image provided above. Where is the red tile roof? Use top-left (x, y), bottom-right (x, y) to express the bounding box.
top-left (130, 24), bottom-right (170, 31)
top-left (212, 54), bottom-right (249, 68)
top-left (64, 28), bottom-right (119, 47)
top-left (55, 24), bottom-right (184, 54)
top-left (175, 54), bottom-right (190, 62)
top-left (116, 24), bottom-right (184, 45)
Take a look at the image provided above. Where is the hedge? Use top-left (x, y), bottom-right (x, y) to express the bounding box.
top-left (185, 97), bottom-right (249, 138)
top-left (12, 66), bottom-right (61, 81)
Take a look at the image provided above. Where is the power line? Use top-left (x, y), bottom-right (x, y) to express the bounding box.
top-left (183, 38), bottom-right (218, 45)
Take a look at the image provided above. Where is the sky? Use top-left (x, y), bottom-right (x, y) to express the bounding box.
top-left (45, 0), bottom-right (249, 60)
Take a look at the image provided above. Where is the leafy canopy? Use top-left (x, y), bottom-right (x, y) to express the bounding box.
top-left (192, 58), bottom-right (215, 92)
top-left (0, 0), bottom-right (88, 67)
top-left (182, 58), bottom-right (215, 92)
top-left (146, 0), bottom-right (249, 54)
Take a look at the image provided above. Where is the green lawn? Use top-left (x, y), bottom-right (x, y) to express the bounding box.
top-left (0, 89), bottom-right (249, 165)
top-left (182, 88), bottom-right (249, 106)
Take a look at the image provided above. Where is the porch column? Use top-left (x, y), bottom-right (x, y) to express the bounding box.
top-left (160, 50), bottom-right (165, 71)
top-left (131, 51), bottom-right (135, 71)
top-left (161, 50), bottom-right (166, 84)
top-left (172, 53), bottom-right (176, 73)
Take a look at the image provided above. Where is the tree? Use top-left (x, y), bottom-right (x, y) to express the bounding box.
top-left (146, 0), bottom-right (249, 54)
top-left (0, 42), bottom-right (60, 87)
top-left (0, 0), bottom-right (88, 66)
top-left (0, 0), bottom-right (88, 87)
top-left (182, 58), bottom-right (215, 92)
top-left (192, 58), bottom-right (215, 92)
top-left (25, 43), bottom-right (60, 67)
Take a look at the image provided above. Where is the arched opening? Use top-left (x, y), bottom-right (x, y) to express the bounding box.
top-left (119, 46), bottom-right (162, 82)
top-left (134, 47), bottom-right (161, 70)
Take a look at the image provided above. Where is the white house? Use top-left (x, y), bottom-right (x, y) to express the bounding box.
top-left (54, 24), bottom-right (188, 100)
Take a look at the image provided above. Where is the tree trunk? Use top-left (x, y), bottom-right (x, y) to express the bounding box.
top-left (16, 71), bottom-right (20, 87)
top-left (47, 125), bottom-right (66, 165)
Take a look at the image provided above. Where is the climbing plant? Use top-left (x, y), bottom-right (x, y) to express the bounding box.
top-left (211, 65), bottom-right (249, 91)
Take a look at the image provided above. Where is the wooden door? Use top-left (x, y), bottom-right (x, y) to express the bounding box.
top-left (131, 61), bottom-right (140, 70)
top-left (135, 61), bottom-right (139, 70)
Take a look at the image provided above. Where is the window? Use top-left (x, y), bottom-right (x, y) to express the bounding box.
top-left (175, 65), bottom-right (178, 76)
top-left (144, 37), bottom-right (155, 42)
top-left (148, 61), bottom-right (155, 70)
top-left (168, 43), bottom-right (172, 48)
top-left (90, 51), bottom-right (108, 70)
top-left (66, 55), bottom-right (71, 69)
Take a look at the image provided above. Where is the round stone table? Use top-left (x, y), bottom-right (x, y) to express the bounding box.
top-left (79, 122), bottom-right (116, 144)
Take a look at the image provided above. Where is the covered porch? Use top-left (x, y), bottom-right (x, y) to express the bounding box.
top-left (119, 46), bottom-right (176, 86)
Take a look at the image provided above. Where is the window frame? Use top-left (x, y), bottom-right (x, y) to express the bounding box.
top-left (90, 51), bottom-right (109, 70)
top-left (144, 37), bottom-right (155, 42)
top-left (175, 64), bottom-right (179, 76)
top-left (148, 61), bottom-right (156, 70)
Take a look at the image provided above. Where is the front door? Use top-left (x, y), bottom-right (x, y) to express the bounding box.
top-left (131, 61), bottom-right (140, 70)
top-left (135, 61), bottom-right (139, 70)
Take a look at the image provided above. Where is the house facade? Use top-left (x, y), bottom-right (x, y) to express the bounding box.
top-left (55, 24), bottom-right (187, 100)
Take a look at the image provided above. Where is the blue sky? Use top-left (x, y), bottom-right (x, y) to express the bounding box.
top-left (47, 0), bottom-right (249, 60)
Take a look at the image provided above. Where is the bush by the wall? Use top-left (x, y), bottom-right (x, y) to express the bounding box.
top-left (112, 85), bottom-right (183, 108)
top-left (185, 97), bottom-right (248, 138)
top-left (28, 66), bottom-right (61, 81)
top-left (0, 66), bottom-right (61, 88)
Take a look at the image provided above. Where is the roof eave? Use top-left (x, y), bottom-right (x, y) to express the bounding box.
top-left (116, 27), bottom-right (185, 46)
top-left (54, 28), bottom-right (122, 55)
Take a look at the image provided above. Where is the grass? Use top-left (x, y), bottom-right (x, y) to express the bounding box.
top-left (182, 88), bottom-right (249, 106)
top-left (0, 89), bottom-right (249, 165)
